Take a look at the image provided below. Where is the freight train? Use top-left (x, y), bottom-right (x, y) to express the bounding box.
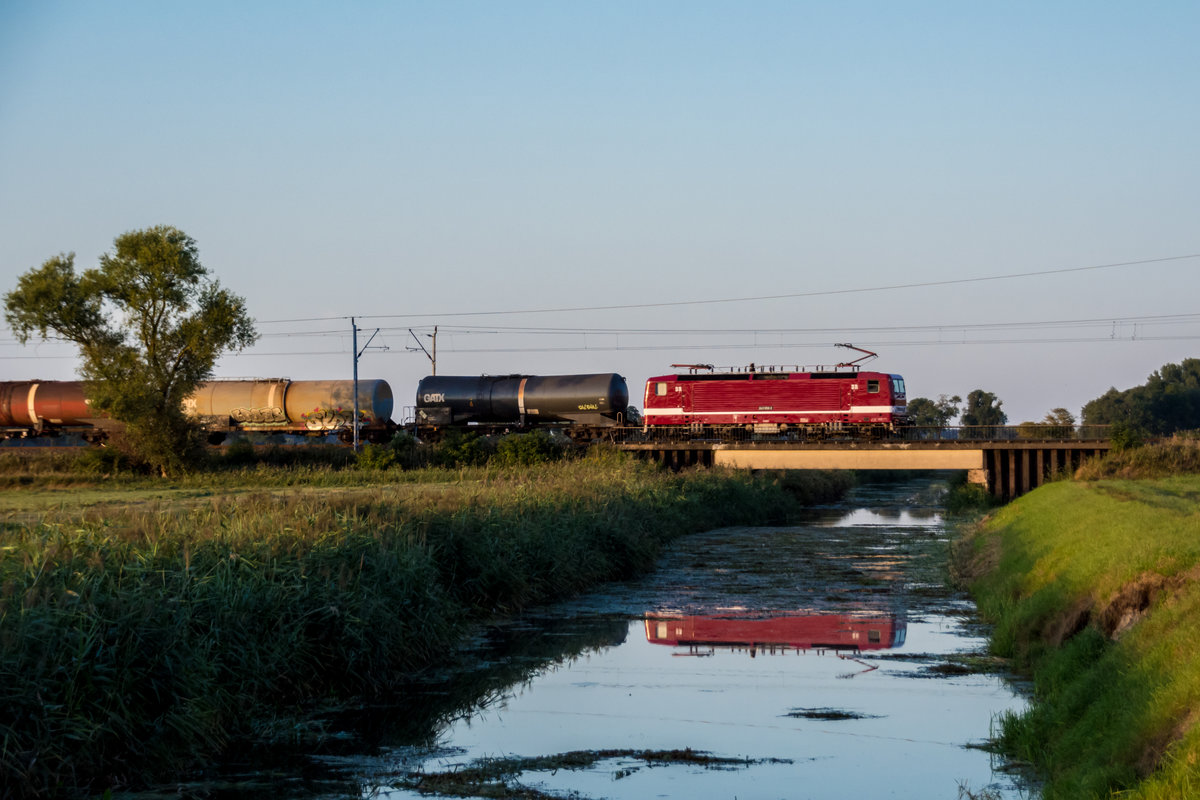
top-left (0, 379), bottom-right (394, 443)
top-left (3, 354), bottom-right (909, 444)
top-left (411, 365), bottom-right (907, 440)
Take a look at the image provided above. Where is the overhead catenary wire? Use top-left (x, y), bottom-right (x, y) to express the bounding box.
top-left (3, 255), bottom-right (1198, 360)
top-left (9, 311), bottom-right (1197, 347)
top-left (249, 252), bottom-right (1200, 325)
top-left (5, 320), bottom-right (1200, 360)
top-left (226, 311), bottom-right (1200, 342)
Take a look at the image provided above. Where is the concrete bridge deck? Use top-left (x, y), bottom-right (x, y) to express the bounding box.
top-left (616, 438), bottom-right (1111, 500)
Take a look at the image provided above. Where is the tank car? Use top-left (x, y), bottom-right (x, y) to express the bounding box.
top-left (642, 367), bottom-right (907, 436)
top-left (0, 381), bottom-right (110, 440)
top-left (186, 379), bottom-right (394, 440)
top-left (415, 373), bottom-right (629, 438)
top-left (1, 379), bottom-right (395, 442)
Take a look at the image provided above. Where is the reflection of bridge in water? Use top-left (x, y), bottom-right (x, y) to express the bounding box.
top-left (616, 426), bottom-right (1112, 501)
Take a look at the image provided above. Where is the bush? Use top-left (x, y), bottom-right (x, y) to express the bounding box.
top-left (494, 431), bottom-right (564, 466)
top-left (385, 431), bottom-right (425, 469)
top-left (357, 442), bottom-right (397, 470)
top-left (429, 430), bottom-right (493, 468)
top-left (944, 478), bottom-right (1000, 515)
top-left (1109, 422), bottom-right (1145, 452)
top-left (75, 442), bottom-right (145, 476)
top-left (222, 438), bottom-right (256, 467)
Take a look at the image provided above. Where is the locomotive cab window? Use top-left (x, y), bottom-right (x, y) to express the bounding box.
top-left (867, 380), bottom-right (880, 393)
top-left (656, 382), bottom-right (668, 396)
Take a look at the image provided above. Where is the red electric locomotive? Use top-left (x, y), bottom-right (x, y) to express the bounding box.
top-left (642, 348), bottom-right (907, 437)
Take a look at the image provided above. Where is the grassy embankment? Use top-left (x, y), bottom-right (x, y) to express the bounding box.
top-left (957, 437), bottom-right (1200, 799)
top-left (0, 449), bottom-right (850, 797)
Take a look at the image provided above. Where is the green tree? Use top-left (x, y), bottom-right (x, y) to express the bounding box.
top-left (961, 389), bottom-right (1007, 427)
top-left (1043, 407), bottom-right (1075, 429)
top-left (1082, 359), bottom-right (1200, 435)
top-left (906, 394), bottom-right (961, 427)
top-left (4, 226), bottom-right (257, 475)
top-left (1017, 407), bottom-right (1077, 440)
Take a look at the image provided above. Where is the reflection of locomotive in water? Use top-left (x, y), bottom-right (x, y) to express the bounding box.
top-left (0, 379), bottom-right (394, 443)
top-left (644, 612), bottom-right (907, 656)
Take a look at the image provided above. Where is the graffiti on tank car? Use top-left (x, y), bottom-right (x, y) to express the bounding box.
top-left (231, 406), bottom-right (287, 424)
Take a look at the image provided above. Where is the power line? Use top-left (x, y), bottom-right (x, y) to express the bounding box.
top-left (393, 334), bottom-right (1200, 355)
top-left (238, 310), bottom-right (1200, 341)
top-left (250, 252), bottom-right (1200, 324)
top-left (6, 332), bottom-right (1198, 362)
top-left (8, 310), bottom-right (1198, 358)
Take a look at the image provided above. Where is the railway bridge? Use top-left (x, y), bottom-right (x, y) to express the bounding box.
top-left (615, 429), bottom-right (1112, 501)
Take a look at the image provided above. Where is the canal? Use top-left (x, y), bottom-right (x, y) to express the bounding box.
top-left (137, 477), bottom-right (1033, 799)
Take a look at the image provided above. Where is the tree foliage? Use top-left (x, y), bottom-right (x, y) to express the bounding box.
top-left (1082, 359), bottom-right (1200, 436)
top-left (1017, 407), bottom-right (1076, 439)
top-left (4, 226), bottom-right (257, 475)
top-left (906, 394), bottom-right (961, 427)
top-left (960, 389), bottom-right (1008, 427)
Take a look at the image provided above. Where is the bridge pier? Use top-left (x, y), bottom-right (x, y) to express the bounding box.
top-left (980, 444), bottom-right (1108, 500)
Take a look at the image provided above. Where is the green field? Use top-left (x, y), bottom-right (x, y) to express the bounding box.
top-left (961, 475), bottom-right (1200, 799)
top-left (0, 453), bottom-right (849, 797)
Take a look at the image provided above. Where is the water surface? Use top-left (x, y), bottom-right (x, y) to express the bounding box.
top-left (130, 478), bottom-right (1033, 799)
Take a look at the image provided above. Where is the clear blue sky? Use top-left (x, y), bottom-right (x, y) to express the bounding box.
top-left (3, 1), bottom-right (1198, 423)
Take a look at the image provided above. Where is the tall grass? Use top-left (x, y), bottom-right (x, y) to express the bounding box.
top-left (959, 477), bottom-right (1200, 798)
top-left (1075, 433), bottom-right (1200, 480)
top-left (0, 458), bottom-right (847, 797)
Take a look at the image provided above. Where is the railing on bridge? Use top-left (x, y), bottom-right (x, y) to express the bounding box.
top-left (607, 425), bottom-right (1114, 501)
top-left (603, 425), bottom-right (1112, 445)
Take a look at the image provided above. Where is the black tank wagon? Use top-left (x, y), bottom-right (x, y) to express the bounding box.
top-left (415, 373), bottom-right (629, 438)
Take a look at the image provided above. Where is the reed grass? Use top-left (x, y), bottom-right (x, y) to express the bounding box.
top-left (1074, 433), bottom-right (1200, 481)
top-left (0, 457), bottom-right (847, 797)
